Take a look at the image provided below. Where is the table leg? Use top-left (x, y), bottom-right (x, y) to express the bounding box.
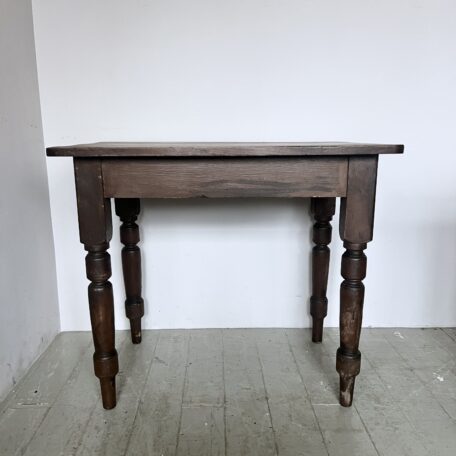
top-left (310, 197), bottom-right (336, 342)
top-left (337, 241), bottom-right (366, 406)
top-left (74, 159), bottom-right (118, 409)
top-left (115, 198), bottom-right (144, 344)
top-left (337, 156), bottom-right (378, 406)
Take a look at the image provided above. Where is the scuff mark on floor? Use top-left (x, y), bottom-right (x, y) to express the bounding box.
top-left (432, 372), bottom-right (444, 382)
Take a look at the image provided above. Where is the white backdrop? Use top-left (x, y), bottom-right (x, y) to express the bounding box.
top-left (32, 0), bottom-right (456, 330)
top-left (0, 0), bottom-right (59, 401)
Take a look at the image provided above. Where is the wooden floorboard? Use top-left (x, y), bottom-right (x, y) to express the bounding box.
top-left (222, 329), bottom-right (276, 456)
top-left (125, 330), bottom-right (189, 456)
top-left (76, 331), bottom-right (160, 456)
top-left (0, 407), bottom-right (48, 455)
top-left (255, 329), bottom-right (328, 455)
top-left (8, 331), bottom-right (92, 408)
top-left (22, 332), bottom-right (129, 456)
top-left (1, 328), bottom-right (455, 456)
top-left (177, 329), bottom-right (225, 456)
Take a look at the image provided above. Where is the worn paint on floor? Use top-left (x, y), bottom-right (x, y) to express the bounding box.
top-left (1, 328), bottom-right (455, 455)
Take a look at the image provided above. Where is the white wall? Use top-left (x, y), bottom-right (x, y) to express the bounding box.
top-left (0, 0), bottom-right (59, 402)
top-left (32, 0), bottom-right (456, 331)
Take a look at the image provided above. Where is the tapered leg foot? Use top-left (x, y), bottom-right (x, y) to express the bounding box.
top-left (99, 377), bottom-right (117, 410)
top-left (339, 376), bottom-right (355, 407)
top-left (129, 317), bottom-right (142, 344)
top-left (115, 199), bottom-right (144, 344)
top-left (311, 316), bottom-right (324, 344)
top-left (336, 348), bottom-right (361, 407)
top-left (310, 197), bottom-right (335, 343)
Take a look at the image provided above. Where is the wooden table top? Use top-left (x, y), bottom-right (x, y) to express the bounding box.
top-left (47, 142), bottom-right (404, 158)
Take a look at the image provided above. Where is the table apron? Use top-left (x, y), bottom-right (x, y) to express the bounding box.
top-left (101, 157), bottom-right (348, 198)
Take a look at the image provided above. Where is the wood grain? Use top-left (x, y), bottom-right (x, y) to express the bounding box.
top-left (74, 158), bottom-right (112, 245)
top-left (47, 142), bottom-right (404, 157)
top-left (339, 156), bottom-right (378, 244)
top-left (102, 157), bottom-right (348, 198)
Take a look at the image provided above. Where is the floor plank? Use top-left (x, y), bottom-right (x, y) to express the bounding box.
top-left (442, 328), bottom-right (456, 342)
top-left (313, 404), bottom-right (378, 456)
top-left (354, 371), bottom-right (429, 456)
top-left (286, 328), bottom-right (338, 406)
top-left (125, 330), bottom-right (189, 456)
top-left (23, 332), bottom-right (130, 456)
top-left (0, 407), bottom-right (48, 456)
top-left (2, 328), bottom-right (456, 456)
top-left (76, 330), bottom-right (160, 456)
top-left (255, 329), bottom-right (328, 456)
top-left (222, 329), bottom-right (276, 456)
top-left (9, 332), bottom-right (91, 407)
top-left (176, 329), bottom-right (225, 456)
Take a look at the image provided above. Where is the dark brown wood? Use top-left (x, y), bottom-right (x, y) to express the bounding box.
top-left (337, 242), bottom-right (366, 407)
top-left (74, 158), bottom-right (118, 410)
top-left (339, 156), bottom-right (378, 244)
top-left (50, 143), bottom-right (401, 410)
top-left (47, 142), bottom-right (404, 158)
top-left (310, 197), bottom-right (336, 343)
top-left (74, 158), bottom-right (112, 245)
top-left (85, 243), bottom-right (118, 410)
top-left (337, 155), bottom-right (378, 407)
top-left (115, 198), bottom-right (144, 344)
top-left (102, 157), bottom-right (348, 198)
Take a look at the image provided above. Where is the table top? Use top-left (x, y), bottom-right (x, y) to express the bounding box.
top-left (46, 142), bottom-right (404, 158)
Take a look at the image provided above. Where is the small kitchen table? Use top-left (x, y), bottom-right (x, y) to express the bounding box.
top-left (47, 142), bottom-right (403, 409)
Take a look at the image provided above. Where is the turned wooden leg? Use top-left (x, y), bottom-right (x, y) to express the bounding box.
top-left (85, 242), bottom-right (118, 409)
top-left (337, 242), bottom-right (366, 406)
top-left (310, 197), bottom-right (336, 343)
top-left (75, 159), bottom-right (118, 409)
top-left (115, 198), bottom-right (144, 344)
top-left (337, 155), bottom-right (378, 407)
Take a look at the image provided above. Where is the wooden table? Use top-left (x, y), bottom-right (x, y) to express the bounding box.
top-left (47, 142), bottom-right (403, 410)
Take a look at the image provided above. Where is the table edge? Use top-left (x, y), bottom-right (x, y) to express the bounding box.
top-left (46, 143), bottom-right (404, 157)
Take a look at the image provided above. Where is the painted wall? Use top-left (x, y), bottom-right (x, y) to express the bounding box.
top-left (32, 0), bottom-right (456, 330)
top-left (0, 0), bottom-right (60, 402)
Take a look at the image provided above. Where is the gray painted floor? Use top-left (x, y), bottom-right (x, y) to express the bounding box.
top-left (1, 328), bottom-right (456, 455)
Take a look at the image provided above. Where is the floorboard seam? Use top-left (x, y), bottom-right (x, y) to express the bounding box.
top-left (0, 334), bottom-right (71, 415)
top-left (4, 329), bottom-right (456, 456)
top-left (123, 331), bottom-right (162, 456)
top-left (221, 329), bottom-right (228, 456)
top-left (381, 329), bottom-right (453, 421)
top-left (174, 331), bottom-right (191, 456)
top-left (21, 337), bottom-right (93, 455)
top-left (74, 334), bottom-right (133, 454)
top-left (354, 403), bottom-right (381, 456)
top-left (285, 330), bottom-right (330, 456)
top-left (255, 336), bottom-right (280, 456)
top-left (441, 327), bottom-right (456, 343)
